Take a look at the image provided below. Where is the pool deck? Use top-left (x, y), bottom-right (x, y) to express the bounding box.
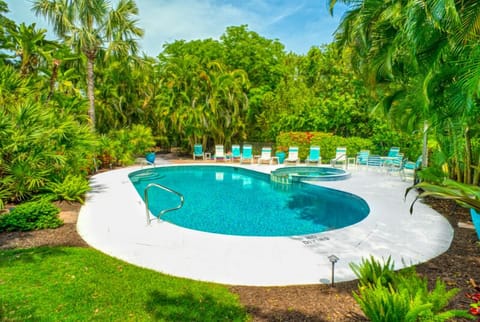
top-left (77, 162), bottom-right (453, 286)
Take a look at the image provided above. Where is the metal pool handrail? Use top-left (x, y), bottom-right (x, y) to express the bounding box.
top-left (144, 183), bottom-right (184, 225)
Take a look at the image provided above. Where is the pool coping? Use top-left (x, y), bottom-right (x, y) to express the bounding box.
top-left (77, 162), bottom-right (454, 286)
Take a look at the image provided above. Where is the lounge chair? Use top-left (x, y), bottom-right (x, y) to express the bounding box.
top-left (230, 144), bottom-right (241, 162)
top-left (193, 144), bottom-right (204, 160)
top-left (404, 155), bottom-right (422, 171)
top-left (403, 155), bottom-right (422, 182)
top-left (305, 146), bottom-right (321, 165)
top-left (385, 153), bottom-right (405, 179)
top-left (240, 144), bottom-right (254, 164)
top-left (387, 147), bottom-right (400, 157)
top-left (214, 145), bottom-right (226, 162)
top-left (330, 147), bottom-right (347, 168)
top-left (284, 146), bottom-right (300, 165)
top-left (383, 147), bottom-right (401, 167)
top-left (356, 150), bottom-right (370, 167)
top-left (366, 155), bottom-right (384, 171)
top-left (258, 147), bottom-right (273, 165)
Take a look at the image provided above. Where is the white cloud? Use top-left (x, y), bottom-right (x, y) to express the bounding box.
top-left (137, 0), bottom-right (259, 55)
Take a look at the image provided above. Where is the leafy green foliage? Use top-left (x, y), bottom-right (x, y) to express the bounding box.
top-left (407, 178), bottom-right (480, 213)
top-left (350, 256), bottom-right (395, 288)
top-left (44, 174), bottom-right (90, 203)
top-left (351, 257), bottom-right (469, 321)
top-left (276, 131), bottom-right (373, 161)
top-left (0, 200), bottom-right (62, 232)
top-left (97, 124), bottom-right (156, 167)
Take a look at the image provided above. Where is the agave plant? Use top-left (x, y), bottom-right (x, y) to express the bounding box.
top-left (406, 178), bottom-right (480, 214)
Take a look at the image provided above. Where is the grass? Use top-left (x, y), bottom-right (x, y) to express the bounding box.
top-left (0, 247), bottom-right (249, 321)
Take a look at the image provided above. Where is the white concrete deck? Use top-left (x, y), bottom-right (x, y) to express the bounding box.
top-left (77, 162), bottom-right (453, 286)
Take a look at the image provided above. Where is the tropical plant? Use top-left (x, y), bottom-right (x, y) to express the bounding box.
top-left (0, 71), bottom-right (97, 207)
top-left (406, 178), bottom-right (480, 213)
top-left (328, 0), bottom-right (480, 184)
top-left (350, 256), bottom-right (395, 288)
top-left (6, 22), bottom-right (59, 76)
top-left (33, 0), bottom-right (144, 130)
top-left (96, 124), bottom-right (156, 167)
top-left (44, 174), bottom-right (91, 203)
top-left (351, 257), bottom-right (469, 321)
top-left (0, 200), bottom-right (62, 232)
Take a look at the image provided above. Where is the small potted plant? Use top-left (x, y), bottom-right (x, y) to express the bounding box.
top-left (275, 146), bottom-right (287, 164)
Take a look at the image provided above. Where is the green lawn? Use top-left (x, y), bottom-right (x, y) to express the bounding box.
top-left (0, 247), bottom-right (249, 321)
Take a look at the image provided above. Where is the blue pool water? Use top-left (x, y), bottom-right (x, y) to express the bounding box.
top-left (129, 166), bottom-right (369, 237)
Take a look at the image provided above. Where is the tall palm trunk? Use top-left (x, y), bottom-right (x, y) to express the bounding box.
top-left (464, 126), bottom-right (472, 184)
top-left (86, 53), bottom-right (96, 130)
top-left (422, 120), bottom-right (428, 168)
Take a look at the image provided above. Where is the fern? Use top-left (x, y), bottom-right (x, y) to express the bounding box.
top-left (351, 257), bottom-right (470, 321)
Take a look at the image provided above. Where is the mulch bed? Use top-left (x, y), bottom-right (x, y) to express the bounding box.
top-left (1, 197), bottom-right (479, 321)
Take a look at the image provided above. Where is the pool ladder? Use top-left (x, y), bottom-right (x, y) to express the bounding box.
top-left (144, 183), bottom-right (184, 225)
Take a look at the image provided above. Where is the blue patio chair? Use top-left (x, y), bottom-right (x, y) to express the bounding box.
top-left (383, 146), bottom-right (401, 167)
top-left (366, 155), bottom-right (384, 171)
top-left (386, 153), bottom-right (405, 179)
top-left (404, 155), bottom-right (422, 171)
top-left (330, 147), bottom-right (347, 168)
top-left (356, 150), bottom-right (370, 167)
top-left (214, 145), bottom-right (226, 162)
top-left (258, 147), bottom-right (273, 165)
top-left (230, 144), bottom-right (241, 162)
top-left (193, 144), bottom-right (204, 160)
top-left (387, 147), bottom-right (400, 157)
top-left (403, 155), bottom-right (422, 181)
top-left (305, 146), bottom-right (321, 165)
top-left (284, 146), bottom-right (300, 165)
top-left (240, 144), bottom-right (253, 164)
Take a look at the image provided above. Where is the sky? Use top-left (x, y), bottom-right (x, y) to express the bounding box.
top-left (4, 0), bottom-right (348, 57)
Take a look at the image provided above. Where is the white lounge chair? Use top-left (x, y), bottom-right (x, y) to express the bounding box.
top-left (214, 145), bottom-right (226, 162)
top-left (330, 147), bottom-right (347, 168)
top-left (258, 147), bottom-right (273, 165)
top-left (284, 146), bottom-right (300, 165)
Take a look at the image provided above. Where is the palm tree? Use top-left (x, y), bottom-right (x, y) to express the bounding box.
top-left (329, 0), bottom-right (480, 181)
top-left (7, 23), bottom-right (59, 76)
top-left (32, 0), bottom-right (144, 130)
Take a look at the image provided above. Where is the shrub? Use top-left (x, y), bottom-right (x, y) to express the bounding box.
top-left (350, 256), bottom-right (396, 288)
top-left (351, 257), bottom-right (470, 321)
top-left (97, 124), bottom-right (156, 168)
top-left (44, 174), bottom-right (91, 203)
top-left (0, 200), bottom-right (62, 232)
top-left (276, 131), bottom-right (373, 161)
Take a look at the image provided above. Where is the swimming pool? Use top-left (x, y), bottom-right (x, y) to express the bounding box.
top-left (129, 165), bottom-right (369, 237)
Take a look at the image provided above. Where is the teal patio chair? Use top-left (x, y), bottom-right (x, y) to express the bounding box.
top-left (356, 150), bottom-right (370, 167)
top-left (193, 144), bottom-right (204, 160)
top-left (330, 147), bottom-right (347, 168)
top-left (214, 145), bottom-right (226, 162)
top-left (383, 146), bottom-right (401, 167)
top-left (258, 147), bottom-right (273, 165)
top-left (284, 146), bottom-right (300, 165)
top-left (240, 144), bottom-right (254, 164)
top-left (230, 144), bottom-right (241, 162)
top-left (386, 153), bottom-right (406, 179)
top-left (403, 155), bottom-right (422, 181)
top-left (387, 147), bottom-right (401, 157)
top-left (366, 155), bottom-right (384, 171)
top-left (305, 146), bottom-right (321, 165)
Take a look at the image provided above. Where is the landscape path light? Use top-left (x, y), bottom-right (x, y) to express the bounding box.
top-left (328, 254), bottom-right (339, 287)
